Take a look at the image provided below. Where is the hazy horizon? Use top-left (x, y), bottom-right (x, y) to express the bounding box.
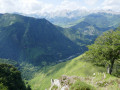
top-left (0, 0), bottom-right (120, 16)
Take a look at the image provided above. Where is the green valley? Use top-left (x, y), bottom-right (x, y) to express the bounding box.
top-left (0, 0), bottom-right (120, 90)
top-left (0, 13), bottom-right (120, 90)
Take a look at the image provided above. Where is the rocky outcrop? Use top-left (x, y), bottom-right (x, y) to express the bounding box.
top-left (48, 73), bottom-right (110, 90)
top-left (49, 79), bottom-right (61, 90)
top-left (49, 75), bottom-right (77, 90)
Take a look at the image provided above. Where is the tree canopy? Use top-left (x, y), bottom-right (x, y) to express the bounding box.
top-left (87, 28), bottom-right (120, 74)
top-left (0, 64), bottom-right (27, 90)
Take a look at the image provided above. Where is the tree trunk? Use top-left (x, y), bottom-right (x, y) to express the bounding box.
top-left (107, 64), bottom-right (110, 74)
top-left (109, 60), bottom-right (115, 74)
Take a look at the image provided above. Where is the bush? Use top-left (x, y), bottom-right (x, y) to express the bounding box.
top-left (51, 85), bottom-right (58, 90)
top-left (0, 83), bottom-right (8, 90)
top-left (0, 64), bottom-right (27, 90)
top-left (70, 80), bottom-right (95, 90)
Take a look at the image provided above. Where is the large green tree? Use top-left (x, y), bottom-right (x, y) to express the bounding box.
top-left (87, 28), bottom-right (120, 74)
top-left (0, 64), bottom-right (27, 90)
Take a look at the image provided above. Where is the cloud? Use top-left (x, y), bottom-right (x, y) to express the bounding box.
top-left (84, 0), bottom-right (98, 6)
top-left (55, 0), bottom-right (81, 11)
top-left (0, 0), bottom-right (53, 14)
top-left (0, 0), bottom-right (120, 16)
top-left (102, 0), bottom-right (120, 11)
top-left (0, 0), bottom-right (87, 15)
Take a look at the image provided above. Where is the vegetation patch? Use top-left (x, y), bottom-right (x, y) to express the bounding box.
top-left (0, 63), bottom-right (31, 90)
top-left (51, 85), bottom-right (58, 90)
top-left (70, 80), bottom-right (95, 90)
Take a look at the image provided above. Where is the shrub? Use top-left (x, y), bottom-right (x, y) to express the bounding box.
top-left (70, 80), bottom-right (95, 90)
top-left (0, 83), bottom-right (8, 90)
top-left (51, 85), bottom-right (58, 90)
top-left (0, 64), bottom-right (27, 90)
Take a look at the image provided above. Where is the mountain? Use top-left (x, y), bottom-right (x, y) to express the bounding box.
top-left (22, 9), bottom-right (90, 28)
top-left (59, 13), bottom-right (120, 46)
top-left (0, 13), bottom-right (119, 66)
top-left (48, 12), bottom-right (120, 28)
top-left (83, 13), bottom-right (120, 28)
top-left (0, 13), bottom-right (82, 65)
top-left (27, 9), bottom-right (89, 19)
top-left (26, 9), bottom-right (120, 28)
top-left (48, 16), bottom-right (83, 28)
top-left (0, 12), bottom-right (120, 90)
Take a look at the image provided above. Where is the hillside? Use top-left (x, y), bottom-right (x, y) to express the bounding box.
top-left (0, 13), bottom-right (118, 66)
top-left (60, 13), bottom-right (120, 46)
top-left (51, 13), bottom-right (120, 28)
top-left (1, 1), bottom-right (120, 90)
top-left (0, 13), bottom-right (83, 65)
top-left (29, 54), bottom-right (120, 90)
top-left (0, 13), bottom-right (120, 90)
top-left (29, 28), bottom-right (120, 90)
top-left (0, 58), bottom-right (39, 80)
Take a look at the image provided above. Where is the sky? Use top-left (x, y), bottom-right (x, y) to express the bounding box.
top-left (0, 0), bottom-right (120, 15)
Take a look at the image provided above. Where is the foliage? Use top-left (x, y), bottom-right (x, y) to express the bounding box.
top-left (0, 58), bottom-right (40, 80)
top-left (0, 63), bottom-right (28, 90)
top-left (26, 85), bottom-right (32, 90)
top-left (0, 58), bottom-right (19, 67)
top-left (0, 83), bottom-right (8, 90)
top-left (70, 80), bottom-right (95, 90)
top-left (87, 28), bottom-right (120, 74)
top-left (51, 85), bottom-right (58, 90)
top-left (20, 62), bottom-right (39, 80)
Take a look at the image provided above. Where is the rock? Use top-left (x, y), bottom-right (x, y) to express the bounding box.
top-left (61, 85), bottom-right (69, 90)
top-left (93, 73), bottom-right (96, 76)
top-left (103, 72), bottom-right (106, 79)
top-left (49, 79), bottom-right (61, 90)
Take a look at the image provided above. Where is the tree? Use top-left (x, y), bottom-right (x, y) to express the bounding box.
top-left (26, 85), bottom-right (32, 90)
top-left (0, 83), bottom-right (8, 90)
top-left (87, 28), bottom-right (120, 74)
top-left (0, 64), bottom-right (27, 90)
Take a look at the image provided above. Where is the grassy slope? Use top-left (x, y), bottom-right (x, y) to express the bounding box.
top-left (54, 18), bottom-right (85, 28)
top-left (29, 54), bottom-right (118, 90)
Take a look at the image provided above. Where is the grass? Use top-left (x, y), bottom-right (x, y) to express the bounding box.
top-left (29, 54), bottom-right (109, 90)
top-left (70, 80), bottom-right (95, 90)
top-left (55, 18), bottom-right (85, 28)
top-left (29, 54), bottom-right (120, 90)
top-left (51, 85), bottom-right (58, 90)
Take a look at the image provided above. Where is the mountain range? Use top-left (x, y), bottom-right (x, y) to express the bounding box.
top-left (24, 9), bottom-right (120, 27)
top-left (0, 13), bottom-right (81, 65)
top-left (0, 13), bottom-right (120, 66)
top-left (0, 12), bottom-right (120, 90)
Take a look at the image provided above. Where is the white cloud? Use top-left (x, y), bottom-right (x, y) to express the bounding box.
top-left (55, 0), bottom-right (81, 11)
top-left (84, 0), bottom-right (98, 6)
top-left (102, 0), bottom-right (120, 11)
top-left (0, 0), bottom-right (87, 16)
top-left (0, 0), bottom-right (120, 17)
top-left (0, 0), bottom-right (53, 14)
